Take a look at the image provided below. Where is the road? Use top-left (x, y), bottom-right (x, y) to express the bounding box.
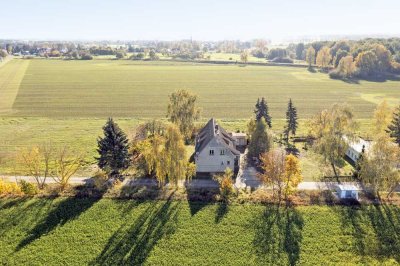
top-left (1, 175), bottom-right (358, 190)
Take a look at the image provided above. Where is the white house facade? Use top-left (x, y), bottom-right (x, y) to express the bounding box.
top-left (194, 118), bottom-right (241, 173)
top-left (345, 137), bottom-right (372, 164)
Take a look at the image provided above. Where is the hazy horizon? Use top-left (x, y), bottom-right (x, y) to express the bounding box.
top-left (3, 0), bottom-right (400, 43)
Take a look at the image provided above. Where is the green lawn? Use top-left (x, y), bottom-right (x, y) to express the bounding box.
top-left (1, 58), bottom-right (400, 119)
top-left (0, 197), bottom-right (399, 265)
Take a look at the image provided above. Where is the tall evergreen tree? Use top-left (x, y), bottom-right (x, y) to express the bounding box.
top-left (387, 106), bottom-right (400, 147)
top-left (96, 118), bottom-right (130, 177)
top-left (284, 98), bottom-right (298, 142)
top-left (254, 97), bottom-right (272, 128)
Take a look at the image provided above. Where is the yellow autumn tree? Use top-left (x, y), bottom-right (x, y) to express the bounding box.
top-left (213, 167), bottom-right (234, 201)
top-left (373, 100), bottom-right (392, 136)
top-left (258, 149), bottom-right (286, 203)
top-left (283, 154), bottom-right (303, 202)
top-left (316, 46), bottom-right (332, 70)
top-left (259, 150), bottom-right (303, 204)
top-left (306, 47), bottom-right (316, 68)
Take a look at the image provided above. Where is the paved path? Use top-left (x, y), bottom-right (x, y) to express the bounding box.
top-left (1, 175), bottom-right (357, 190)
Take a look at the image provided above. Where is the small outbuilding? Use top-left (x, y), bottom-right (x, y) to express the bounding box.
top-left (230, 132), bottom-right (247, 147)
top-left (336, 184), bottom-right (360, 201)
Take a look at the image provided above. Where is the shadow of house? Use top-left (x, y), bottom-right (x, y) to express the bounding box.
top-left (16, 196), bottom-right (102, 251)
top-left (338, 204), bottom-right (400, 263)
top-left (253, 205), bottom-right (304, 266)
top-left (90, 197), bottom-right (180, 265)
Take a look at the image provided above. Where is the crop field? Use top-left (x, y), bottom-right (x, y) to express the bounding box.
top-left (1, 59), bottom-right (399, 119)
top-left (1, 198), bottom-right (399, 265)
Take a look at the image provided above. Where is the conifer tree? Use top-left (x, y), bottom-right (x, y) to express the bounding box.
top-left (387, 106), bottom-right (400, 147)
top-left (284, 98), bottom-right (298, 142)
top-left (96, 118), bottom-right (130, 177)
top-left (254, 97), bottom-right (272, 128)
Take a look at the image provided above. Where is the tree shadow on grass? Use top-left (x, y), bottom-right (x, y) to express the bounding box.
top-left (336, 74), bottom-right (400, 84)
top-left (339, 204), bottom-right (400, 263)
top-left (253, 204), bottom-right (304, 266)
top-left (215, 201), bottom-right (228, 223)
top-left (186, 186), bottom-right (218, 216)
top-left (0, 198), bottom-right (52, 237)
top-left (90, 195), bottom-right (180, 265)
top-left (15, 196), bottom-right (102, 251)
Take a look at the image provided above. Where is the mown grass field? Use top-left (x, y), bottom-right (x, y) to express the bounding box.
top-left (1, 58), bottom-right (400, 119)
top-left (1, 197), bottom-right (399, 265)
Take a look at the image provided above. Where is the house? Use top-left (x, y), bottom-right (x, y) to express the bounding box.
top-left (346, 137), bottom-right (400, 169)
top-left (194, 118), bottom-right (241, 174)
top-left (336, 184), bottom-right (360, 201)
top-left (345, 137), bottom-right (372, 164)
top-left (230, 132), bottom-right (247, 147)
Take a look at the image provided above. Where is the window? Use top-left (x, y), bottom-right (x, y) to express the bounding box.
top-left (220, 149), bottom-right (225, 155)
top-left (227, 161), bottom-right (230, 165)
top-left (209, 149), bottom-right (214, 156)
top-left (221, 161), bottom-right (224, 165)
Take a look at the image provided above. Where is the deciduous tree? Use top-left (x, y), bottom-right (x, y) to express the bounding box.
top-left (336, 55), bottom-right (355, 78)
top-left (18, 142), bottom-right (53, 189)
top-left (387, 105), bottom-right (400, 147)
top-left (309, 103), bottom-right (358, 178)
top-left (240, 50), bottom-right (249, 64)
top-left (316, 46), bottom-right (332, 70)
top-left (373, 100), bottom-right (392, 135)
top-left (359, 134), bottom-right (400, 199)
top-left (258, 149), bottom-right (286, 202)
top-left (167, 89), bottom-right (201, 141)
top-left (53, 146), bottom-right (83, 191)
top-left (248, 118), bottom-right (272, 159)
top-left (305, 47), bottom-right (316, 68)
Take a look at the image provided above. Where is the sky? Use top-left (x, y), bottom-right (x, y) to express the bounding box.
top-left (2, 0), bottom-right (400, 42)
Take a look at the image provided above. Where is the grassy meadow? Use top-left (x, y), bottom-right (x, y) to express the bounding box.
top-left (0, 58), bottom-right (398, 176)
top-left (1, 197), bottom-right (400, 265)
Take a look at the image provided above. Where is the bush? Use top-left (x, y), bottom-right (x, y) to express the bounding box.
top-left (81, 54), bottom-right (93, 60)
top-left (270, 57), bottom-right (293, 64)
top-left (213, 168), bottom-right (235, 201)
top-left (115, 52), bottom-right (125, 59)
top-left (328, 69), bottom-right (343, 79)
top-left (0, 179), bottom-right (23, 195)
top-left (130, 53), bottom-right (145, 60)
top-left (19, 180), bottom-right (38, 196)
top-left (92, 171), bottom-right (108, 190)
top-left (391, 62), bottom-right (400, 74)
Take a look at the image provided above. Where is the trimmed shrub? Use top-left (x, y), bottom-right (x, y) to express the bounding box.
top-left (19, 180), bottom-right (38, 196)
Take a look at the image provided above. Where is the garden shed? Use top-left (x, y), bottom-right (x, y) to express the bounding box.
top-left (336, 184), bottom-right (360, 201)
